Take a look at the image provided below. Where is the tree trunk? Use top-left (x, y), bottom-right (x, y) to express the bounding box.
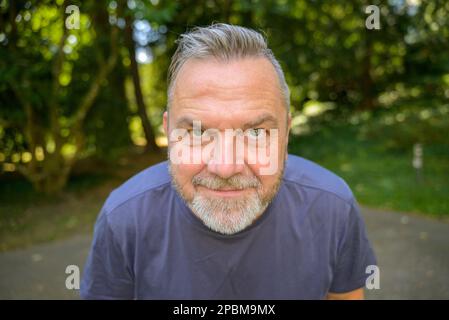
top-left (359, 34), bottom-right (376, 111)
top-left (124, 17), bottom-right (160, 153)
top-left (27, 162), bottom-right (71, 195)
top-left (13, 2), bottom-right (120, 194)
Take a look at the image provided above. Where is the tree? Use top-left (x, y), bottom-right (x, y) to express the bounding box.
top-left (123, 10), bottom-right (159, 152)
top-left (0, 0), bottom-right (120, 193)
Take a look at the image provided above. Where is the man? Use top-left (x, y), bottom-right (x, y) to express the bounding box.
top-left (81, 23), bottom-right (377, 299)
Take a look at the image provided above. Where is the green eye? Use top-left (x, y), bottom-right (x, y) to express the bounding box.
top-left (190, 128), bottom-right (203, 137)
top-left (248, 128), bottom-right (264, 137)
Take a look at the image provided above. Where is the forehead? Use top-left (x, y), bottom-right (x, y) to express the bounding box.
top-left (170, 57), bottom-right (284, 126)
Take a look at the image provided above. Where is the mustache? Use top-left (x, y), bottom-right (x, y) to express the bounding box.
top-left (192, 174), bottom-right (260, 190)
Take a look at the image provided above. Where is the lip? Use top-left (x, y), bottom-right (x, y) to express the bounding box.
top-left (198, 186), bottom-right (250, 198)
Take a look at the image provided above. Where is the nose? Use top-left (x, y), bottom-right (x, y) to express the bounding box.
top-left (207, 159), bottom-right (245, 179)
top-left (206, 131), bottom-right (245, 179)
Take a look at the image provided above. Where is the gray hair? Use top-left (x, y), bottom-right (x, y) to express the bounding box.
top-left (167, 23), bottom-right (290, 111)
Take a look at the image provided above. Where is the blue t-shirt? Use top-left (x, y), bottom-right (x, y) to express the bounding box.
top-left (80, 154), bottom-right (376, 299)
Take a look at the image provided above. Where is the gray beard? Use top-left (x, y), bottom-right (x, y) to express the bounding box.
top-left (167, 149), bottom-right (286, 235)
top-left (188, 190), bottom-right (270, 235)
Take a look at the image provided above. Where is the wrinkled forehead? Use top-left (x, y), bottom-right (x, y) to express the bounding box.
top-left (169, 57), bottom-right (286, 126)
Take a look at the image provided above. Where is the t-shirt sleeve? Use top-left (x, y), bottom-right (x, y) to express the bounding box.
top-left (80, 209), bottom-right (134, 299)
top-left (329, 201), bottom-right (377, 294)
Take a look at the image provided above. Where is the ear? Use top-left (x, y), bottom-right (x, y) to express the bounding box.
top-left (285, 112), bottom-right (292, 159)
top-left (163, 111), bottom-right (168, 137)
top-left (285, 112), bottom-right (292, 143)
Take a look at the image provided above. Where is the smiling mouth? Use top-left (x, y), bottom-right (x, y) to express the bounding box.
top-left (197, 185), bottom-right (251, 197)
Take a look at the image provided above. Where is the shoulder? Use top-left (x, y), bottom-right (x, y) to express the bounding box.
top-left (282, 155), bottom-right (362, 246)
top-left (103, 161), bottom-right (171, 216)
top-left (283, 154), bottom-right (355, 205)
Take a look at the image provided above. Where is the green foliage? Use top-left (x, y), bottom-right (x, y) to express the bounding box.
top-left (288, 122), bottom-right (449, 217)
top-left (0, 0), bottom-right (129, 192)
top-left (360, 102), bottom-right (449, 153)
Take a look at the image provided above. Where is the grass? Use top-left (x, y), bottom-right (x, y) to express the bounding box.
top-left (288, 122), bottom-right (449, 217)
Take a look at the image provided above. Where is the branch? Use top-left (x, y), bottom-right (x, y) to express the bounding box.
top-left (72, 26), bottom-right (119, 128)
top-left (48, 4), bottom-right (69, 152)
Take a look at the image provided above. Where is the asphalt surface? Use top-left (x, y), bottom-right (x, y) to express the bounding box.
top-left (0, 207), bottom-right (448, 299)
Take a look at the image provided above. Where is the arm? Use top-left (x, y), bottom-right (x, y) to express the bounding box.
top-left (326, 287), bottom-right (364, 300)
top-left (328, 201), bottom-right (377, 297)
top-left (80, 209), bottom-right (134, 299)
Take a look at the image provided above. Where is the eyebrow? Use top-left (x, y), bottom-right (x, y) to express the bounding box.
top-left (242, 113), bottom-right (278, 130)
top-left (174, 113), bottom-right (279, 130)
top-left (175, 116), bottom-right (198, 128)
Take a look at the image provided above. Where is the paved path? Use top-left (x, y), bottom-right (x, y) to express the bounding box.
top-left (0, 208), bottom-right (448, 299)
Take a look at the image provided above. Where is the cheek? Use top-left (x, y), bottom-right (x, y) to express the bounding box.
top-left (253, 174), bottom-right (280, 200)
top-left (172, 163), bottom-right (204, 188)
top-left (246, 149), bottom-right (284, 177)
top-left (247, 163), bottom-right (279, 186)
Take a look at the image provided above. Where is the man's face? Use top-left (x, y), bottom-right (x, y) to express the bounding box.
top-left (164, 57), bottom-right (291, 235)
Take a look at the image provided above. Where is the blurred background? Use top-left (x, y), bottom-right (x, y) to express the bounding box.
top-left (0, 0), bottom-right (448, 299)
